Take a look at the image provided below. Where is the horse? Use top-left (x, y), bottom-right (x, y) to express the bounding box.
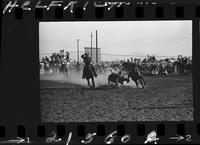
top-left (59, 61), bottom-right (70, 75)
top-left (49, 60), bottom-right (58, 73)
top-left (121, 62), bottom-right (136, 74)
top-left (82, 64), bottom-right (97, 87)
top-left (74, 62), bottom-right (81, 72)
top-left (65, 61), bottom-right (70, 74)
top-left (43, 62), bottom-right (53, 75)
top-left (128, 68), bottom-right (147, 88)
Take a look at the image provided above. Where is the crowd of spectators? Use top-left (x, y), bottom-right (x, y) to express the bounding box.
top-left (40, 50), bottom-right (192, 76)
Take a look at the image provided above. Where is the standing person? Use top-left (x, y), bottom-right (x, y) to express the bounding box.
top-left (56, 53), bottom-right (61, 65)
top-left (66, 51), bottom-right (70, 62)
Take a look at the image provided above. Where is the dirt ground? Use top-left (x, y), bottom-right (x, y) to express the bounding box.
top-left (40, 74), bottom-right (193, 122)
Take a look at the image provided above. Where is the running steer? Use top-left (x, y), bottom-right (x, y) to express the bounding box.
top-left (108, 72), bottom-right (130, 86)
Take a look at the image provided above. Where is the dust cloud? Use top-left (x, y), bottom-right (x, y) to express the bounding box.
top-left (40, 69), bottom-right (137, 87)
top-left (40, 70), bottom-right (111, 87)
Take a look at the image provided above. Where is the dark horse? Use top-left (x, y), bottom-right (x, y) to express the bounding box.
top-left (121, 62), bottom-right (136, 74)
top-left (81, 53), bottom-right (97, 87)
top-left (82, 64), bottom-right (97, 87)
top-left (121, 62), bottom-right (146, 88)
top-left (128, 67), bottom-right (147, 88)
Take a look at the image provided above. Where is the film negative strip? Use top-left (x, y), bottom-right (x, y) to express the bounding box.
top-left (1, 0), bottom-right (200, 144)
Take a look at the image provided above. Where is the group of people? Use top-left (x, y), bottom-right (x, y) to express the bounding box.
top-left (118, 55), bottom-right (192, 76)
top-left (175, 56), bottom-right (192, 74)
top-left (40, 51), bottom-right (71, 74)
top-left (41, 52), bottom-right (69, 65)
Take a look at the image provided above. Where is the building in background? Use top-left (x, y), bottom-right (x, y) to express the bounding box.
top-left (84, 47), bottom-right (101, 64)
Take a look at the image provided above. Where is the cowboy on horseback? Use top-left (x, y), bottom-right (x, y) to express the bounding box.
top-left (128, 66), bottom-right (147, 88)
top-left (81, 53), bottom-right (97, 79)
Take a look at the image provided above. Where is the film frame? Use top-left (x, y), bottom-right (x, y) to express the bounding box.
top-left (1, 0), bottom-right (200, 144)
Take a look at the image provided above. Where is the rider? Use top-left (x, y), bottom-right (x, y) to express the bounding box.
top-left (135, 67), bottom-right (142, 77)
top-left (135, 67), bottom-right (146, 85)
top-left (66, 51), bottom-right (70, 62)
top-left (81, 53), bottom-right (97, 79)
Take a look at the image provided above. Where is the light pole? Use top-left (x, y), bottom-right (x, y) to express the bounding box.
top-left (77, 39), bottom-right (80, 63)
top-left (91, 32), bottom-right (93, 62)
top-left (96, 30), bottom-right (98, 64)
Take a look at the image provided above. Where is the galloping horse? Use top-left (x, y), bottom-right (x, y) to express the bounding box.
top-left (121, 62), bottom-right (136, 74)
top-left (65, 61), bottom-right (70, 74)
top-left (81, 53), bottom-right (97, 87)
top-left (82, 64), bottom-right (97, 87)
top-left (121, 62), bottom-right (146, 88)
top-left (42, 62), bottom-right (53, 75)
top-left (59, 61), bottom-right (70, 75)
top-left (128, 67), bottom-right (147, 88)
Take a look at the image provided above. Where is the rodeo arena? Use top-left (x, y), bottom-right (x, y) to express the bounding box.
top-left (40, 32), bottom-right (193, 122)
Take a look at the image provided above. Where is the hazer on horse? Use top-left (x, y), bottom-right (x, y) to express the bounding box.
top-left (59, 61), bottom-right (70, 75)
top-left (59, 51), bottom-right (70, 75)
top-left (128, 67), bottom-right (147, 88)
top-left (81, 53), bottom-right (97, 87)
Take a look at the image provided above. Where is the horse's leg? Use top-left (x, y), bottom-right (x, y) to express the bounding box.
top-left (139, 79), bottom-right (144, 88)
top-left (134, 80), bottom-right (138, 88)
top-left (140, 76), bottom-right (147, 86)
top-left (91, 77), bottom-right (95, 87)
top-left (67, 65), bottom-right (70, 75)
top-left (87, 78), bottom-right (90, 86)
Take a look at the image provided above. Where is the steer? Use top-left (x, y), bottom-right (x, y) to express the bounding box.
top-left (108, 71), bottom-right (129, 86)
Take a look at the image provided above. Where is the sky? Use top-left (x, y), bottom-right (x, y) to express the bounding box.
top-left (39, 21), bottom-right (192, 61)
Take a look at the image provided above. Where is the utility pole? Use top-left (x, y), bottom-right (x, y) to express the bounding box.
top-left (77, 39), bottom-right (80, 63)
top-left (96, 30), bottom-right (98, 64)
top-left (91, 32), bottom-right (93, 62)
